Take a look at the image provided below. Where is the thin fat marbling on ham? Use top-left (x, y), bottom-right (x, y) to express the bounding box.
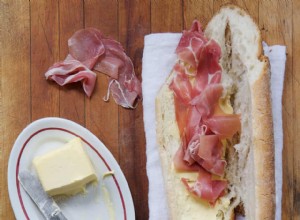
top-left (169, 64), bottom-right (193, 104)
top-left (45, 28), bottom-right (142, 108)
top-left (104, 55), bottom-right (142, 108)
top-left (175, 20), bottom-right (205, 74)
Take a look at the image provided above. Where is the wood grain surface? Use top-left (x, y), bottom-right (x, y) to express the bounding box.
top-left (0, 0), bottom-right (297, 219)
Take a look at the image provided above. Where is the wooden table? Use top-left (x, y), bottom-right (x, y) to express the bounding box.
top-left (0, 0), bottom-right (298, 219)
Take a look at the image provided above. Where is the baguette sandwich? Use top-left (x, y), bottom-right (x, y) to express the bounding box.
top-left (155, 5), bottom-right (275, 220)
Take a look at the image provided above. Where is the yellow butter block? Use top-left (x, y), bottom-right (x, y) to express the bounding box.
top-left (33, 137), bottom-right (97, 196)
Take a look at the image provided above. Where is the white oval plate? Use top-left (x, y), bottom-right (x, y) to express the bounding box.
top-left (8, 117), bottom-right (135, 220)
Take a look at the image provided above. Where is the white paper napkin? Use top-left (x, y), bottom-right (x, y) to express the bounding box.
top-left (263, 42), bottom-right (286, 220)
top-left (142, 34), bottom-right (286, 220)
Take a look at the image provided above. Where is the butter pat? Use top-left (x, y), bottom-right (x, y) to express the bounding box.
top-left (218, 95), bottom-right (233, 114)
top-left (33, 137), bottom-right (97, 196)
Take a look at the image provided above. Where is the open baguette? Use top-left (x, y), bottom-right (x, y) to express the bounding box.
top-left (156, 5), bottom-right (275, 220)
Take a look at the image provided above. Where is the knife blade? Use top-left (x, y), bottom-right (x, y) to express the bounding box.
top-left (18, 170), bottom-right (68, 220)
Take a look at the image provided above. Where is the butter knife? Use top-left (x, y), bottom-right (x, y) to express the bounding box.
top-left (18, 170), bottom-right (68, 220)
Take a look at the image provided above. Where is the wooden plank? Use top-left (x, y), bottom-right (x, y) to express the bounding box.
top-left (151, 0), bottom-right (183, 32)
top-left (118, 1), bottom-right (150, 219)
top-left (0, 0), bottom-right (31, 219)
top-left (214, 0), bottom-right (259, 22)
top-left (184, 0), bottom-right (214, 28)
top-left (58, 0), bottom-right (85, 126)
top-left (183, 0), bottom-right (259, 27)
top-left (233, 0), bottom-right (259, 23)
top-left (293, 0), bottom-right (300, 218)
top-left (83, 0), bottom-right (119, 160)
top-left (31, 0), bottom-right (60, 120)
top-left (259, 1), bottom-right (293, 220)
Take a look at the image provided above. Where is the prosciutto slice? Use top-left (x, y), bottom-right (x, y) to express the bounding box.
top-left (204, 115), bottom-right (241, 138)
top-left (94, 39), bottom-right (126, 79)
top-left (209, 71), bottom-right (222, 84)
top-left (190, 84), bottom-right (223, 118)
top-left (185, 106), bottom-right (202, 142)
top-left (180, 133), bottom-right (226, 176)
top-left (175, 20), bottom-right (205, 73)
top-left (45, 60), bottom-right (96, 97)
top-left (105, 55), bottom-right (142, 108)
top-left (68, 28), bottom-right (105, 69)
top-left (198, 135), bottom-right (226, 176)
top-left (169, 20), bottom-right (241, 204)
top-left (95, 38), bottom-right (142, 108)
top-left (45, 28), bottom-right (142, 108)
top-left (181, 167), bottom-right (227, 205)
top-left (174, 98), bottom-right (189, 137)
top-left (197, 39), bottom-right (222, 76)
top-left (169, 64), bottom-right (193, 104)
top-left (173, 144), bottom-right (199, 172)
top-left (183, 133), bottom-right (201, 165)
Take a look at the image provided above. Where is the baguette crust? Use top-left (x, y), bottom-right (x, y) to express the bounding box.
top-left (251, 57), bottom-right (275, 219)
top-left (224, 5), bottom-right (275, 218)
top-left (155, 5), bottom-right (275, 220)
top-left (206, 6), bottom-right (275, 219)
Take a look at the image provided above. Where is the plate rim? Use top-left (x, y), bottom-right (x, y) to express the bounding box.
top-left (7, 117), bottom-right (135, 220)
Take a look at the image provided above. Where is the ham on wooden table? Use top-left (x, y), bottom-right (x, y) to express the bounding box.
top-left (45, 60), bottom-right (97, 97)
top-left (170, 20), bottom-right (241, 205)
top-left (44, 28), bottom-right (142, 108)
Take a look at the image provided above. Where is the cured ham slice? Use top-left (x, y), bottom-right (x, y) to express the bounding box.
top-left (198, 135), bottom-right (226, 176)
top-left (94, 39), bottom-right (125, 79)
top-left (45, 60), bottom-right (96, 97)
top-left (94, 57), bottom-right (123, 79)
top-left (185, 106), bottom-right (202, 142)
top-left (183, 133), bottom-right (200, 165)
top-left (174, 98), bottom-right (189, 137)
top-left (96, 39), bottom-right (142, 108)
top-left (181, 133), bottom-right (226, 176)
top-left (175, 21), bottom-right (205, 73)
top-left (181, 167), bottom-right (227, 205)
top-left (169, 20), bottom-right (241, 204)
top-left (122, 57), bottom-right (142, 96)
top-left (202, 159), bottom-right (226, 177)
top-left (209, 71), bottom-right (222, 84)
top-left (105, 56), bottom-right (142, 108)
top-left (173, 144), bottom-right (199, 172)
top-left (190, 84), bottom-right (223, 117)
top-left (194, 69), bottom-right (208, 93)
top-left (106, 79), bottom-right (139, 108)
top-left (45, 28), bottom-right (142, 108)
top-left (198, 135), bottom-right (219, 161)
top-left (205, 115), bottom-right (241, 138)
top-left (169, 64), bottom-right (193, 104)
top-left (197, 39), bottom-right (222, 76)
top-left (68, 28), bottom-right (105, 69)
